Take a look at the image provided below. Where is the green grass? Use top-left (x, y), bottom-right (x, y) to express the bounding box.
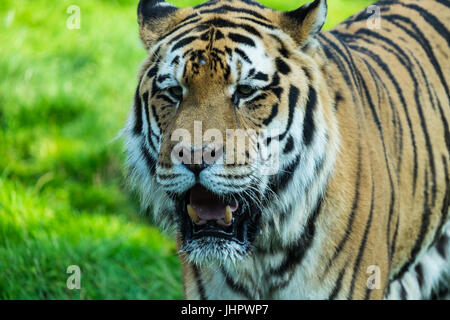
top-left (0, 0), bottom-right (373, 300)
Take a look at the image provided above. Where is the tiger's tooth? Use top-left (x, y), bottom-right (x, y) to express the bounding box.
top-left (187, 205), bottom-right (201, 223)
top-left (225, 206), bottom-right (233, 224)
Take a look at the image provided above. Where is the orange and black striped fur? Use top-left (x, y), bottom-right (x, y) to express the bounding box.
top-left (124, 0), bottom-right (450, 299)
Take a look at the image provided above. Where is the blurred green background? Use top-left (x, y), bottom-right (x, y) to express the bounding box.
top-left (0, 0), bottom-right (373, 300)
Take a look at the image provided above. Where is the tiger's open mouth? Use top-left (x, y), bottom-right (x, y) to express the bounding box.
top-left (179, 185), bottom-right (256, 248)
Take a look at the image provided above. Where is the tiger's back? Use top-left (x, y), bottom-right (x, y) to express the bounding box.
top-left (316, 0), bottom-right (450, 299)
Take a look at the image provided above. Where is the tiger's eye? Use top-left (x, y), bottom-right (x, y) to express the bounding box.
top-left (237, 85), bottom-right (255, 97)
top-left (169, 86), bottom-right (183, 99)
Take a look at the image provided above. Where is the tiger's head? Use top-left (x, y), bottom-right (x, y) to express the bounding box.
top-left (125, 0), bottom-right (339, 265)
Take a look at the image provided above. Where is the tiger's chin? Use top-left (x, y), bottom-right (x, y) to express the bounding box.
top-left (181, 237), bottom-right (251, 265)
top-left (176, 184), bottom-right (260, 265)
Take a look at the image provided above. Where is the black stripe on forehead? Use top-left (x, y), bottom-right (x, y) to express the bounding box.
top-left (160, 15), bottom-right (275, 57)
top-left (228, 33), bottom-right (255, 47)
top-left (166, 17), bottom-right (265, 50)
top-left (200, 29), bottom-right (213, 41)
top-left (167, 23), bottom-right (211, 46)
top-left (180, 13), bottom-right (199, 23)
top-left (215, 29), bottom-right (225, 40)
top-left (194, 0), bottom-right (219, 9)
top-left (158, 17), bottom-right (202, 42)
top-left (238, 16), bottom-right (275, 30)
top-left (195, 0), bottom-right (267, 10)
top-left (171, 36), bottom-right (199, 52)
top-left (198, 5), bottom-right (270, 22)
top-left (199, 18), bottom-right (262, 37)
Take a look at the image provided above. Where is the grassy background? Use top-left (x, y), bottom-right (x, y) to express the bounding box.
top-left (0, 0), bottom-right (374, 300)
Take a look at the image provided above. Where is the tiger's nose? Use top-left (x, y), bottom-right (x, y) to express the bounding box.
top-left (173, 145), bottom-right (223, 177)
top-left (185, 163), bottom-right (209, 177)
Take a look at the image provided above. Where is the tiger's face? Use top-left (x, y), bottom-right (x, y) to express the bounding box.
top-left (126, 0), bottom-right (337, 264)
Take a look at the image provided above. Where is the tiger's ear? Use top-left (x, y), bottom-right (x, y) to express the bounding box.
top-left (278, 0), bottom-right (327, 48)
top-left (138, 0), bottom-right (180, 51)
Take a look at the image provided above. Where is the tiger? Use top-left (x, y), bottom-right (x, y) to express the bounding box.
top-left (124, 0), bottom-right (450, 300)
